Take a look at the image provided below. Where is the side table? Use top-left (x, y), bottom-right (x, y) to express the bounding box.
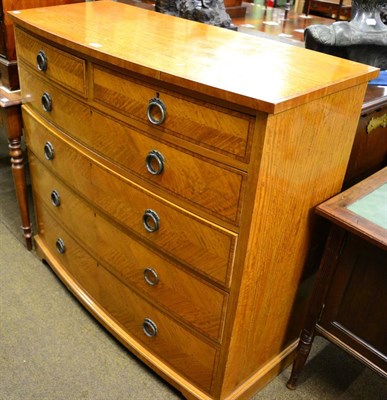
top-left (0, 87), bottom-right (32, 249)
top-left (287, 167), bottom-right (387, 389)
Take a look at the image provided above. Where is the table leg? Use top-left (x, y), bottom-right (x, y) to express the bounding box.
top-left (287, 226), bottom-right (347, 389)
top-left (3, 105), bottom-right (32, 250)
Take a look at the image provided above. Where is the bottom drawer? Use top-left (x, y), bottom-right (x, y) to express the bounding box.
top-left (35, 202), bottom-right (218, 393)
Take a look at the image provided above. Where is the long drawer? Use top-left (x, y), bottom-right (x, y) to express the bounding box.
top-left (15, 28), bottom-right (86, 96)
top-left (30, 154), bottom-right (228, 342)
top-left (24, 107), bottom-right (237, 287)
top-left (92, 65), bottom-right (254, 160)
top-left (19, 65), bottom-right (245, 224)
top-left (35, 202), bottom-right (218, 393)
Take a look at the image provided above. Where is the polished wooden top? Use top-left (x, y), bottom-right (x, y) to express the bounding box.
top-left (9, 1), bottom-right (378, 113)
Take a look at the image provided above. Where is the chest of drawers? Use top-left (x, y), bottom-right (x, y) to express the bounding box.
top-left (10, 2), bottom-right (377, 399)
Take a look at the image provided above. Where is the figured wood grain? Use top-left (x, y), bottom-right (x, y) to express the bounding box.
top-left (9, 1), bottom-right (378, 113)
top-left (92, 65), bottom-right (253, 159)
top-left (15, 28), bottom-right (86, 96)
top-left (34, 202), bottom-right (218, 393)
top-left (18, 65), bottom-right (246, 224)
top-left (219, 83), bottom-right (369, 397)
top-left (23, 107), bottom-right (237, 287)
top-left (30, 155), bottom-right (228, 342)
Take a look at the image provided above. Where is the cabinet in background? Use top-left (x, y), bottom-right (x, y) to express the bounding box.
top-left (0, 0), bottom-right (80, 90)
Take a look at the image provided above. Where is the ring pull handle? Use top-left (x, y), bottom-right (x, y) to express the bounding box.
top-left (147, 95), bottom-right (167, 125)
top-left (56, 238), bottom-right (66, 254)
top-left (144, 267), bottom-right (159, 286)
top-left (145, 150), bottom-right (165, 175)
top-left (143, 318), bottom-right (158, 337)
top-left (142, 209), bottom-right (160, 233)
top-left (51, 190), bottom-right (61, 207)
top-left (42, 92), bottom-right (53, 112)
top-left (44, 141), bottom-right (55, 160)
top-left (36, 50), bottom-right (48, 72)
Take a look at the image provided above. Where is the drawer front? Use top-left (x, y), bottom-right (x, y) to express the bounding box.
top-left (24, 108), bottom-right (237, 286)
top-left (35, 203), bottom-right (218, 393)
top-left (15, 28), bottom-right (86, 96)
top-left (19, 67), bottom-right (245, 224)
top-left (92, 65), bottom-right (253, 160)
top-left (30, 155), bottom-right (228, 342)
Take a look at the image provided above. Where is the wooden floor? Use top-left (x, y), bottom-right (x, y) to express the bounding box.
top-left (232, 2), bottom-right (337, 44)
top-left (121, 1), bottom-right (337, 46)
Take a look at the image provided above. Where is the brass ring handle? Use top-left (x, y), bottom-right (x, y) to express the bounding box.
top-left (142, 209), bottom-right (160, 232)
top-left (51, 190), bottom-right (61, 207)
top-left (56, 238), bottom-right (66, 254)
top-left (143, 318), bottom-right (158, 337)
top-left (44, 141), bottom-right (55, 160)
top-left (145, 150), bottom-right (165, 175)
top-left (144, 267), bottom-right (159, 286)
top-left (36, 50), bottom-right (48, 72)
top-left (42, 92), bottom-right (53, 112)
top-left (147, 97), bottom-right (167, 125)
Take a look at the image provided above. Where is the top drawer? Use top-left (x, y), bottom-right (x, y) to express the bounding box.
top-left (92, 65), bottom-right (254, 161)
top-left (14, 28), bottom-right (86, 97)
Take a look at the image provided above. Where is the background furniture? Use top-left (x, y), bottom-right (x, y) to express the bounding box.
top-left (11, 2), bottom-right (376, 399)
top-left (303, 0), bottom-right (352, 20)
top-left (0, 0), bottom-right (81, 91)
top-left (288, 168), bottom-right (387, 389)
top-left (344, 85), bottom-right (387, 188)
top-left (0, 87), bottom-right (32, 249)
top-left (287, 167), bottom-right (387, 389)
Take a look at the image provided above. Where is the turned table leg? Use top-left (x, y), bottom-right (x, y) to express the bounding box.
top-left (287, 226), bottom-right (348, 389)
top-left (1, 103), bottom-right (32, 250)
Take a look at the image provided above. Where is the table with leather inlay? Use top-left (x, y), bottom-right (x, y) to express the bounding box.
top-left (287, 166), bottom-right (387, 389)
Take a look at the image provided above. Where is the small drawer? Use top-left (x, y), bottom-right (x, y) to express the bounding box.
top-left (18, 67), bottom-right (245, 224)
top-left (92, 65), bottom-right (253, 160)
top-left (30, 157), bottom-right (228, 342)
top-left (35, 204), bottom-right (218, 393)
top-left (24, 108), bottom-right (237, 287)
top-left (15, 28), bottom-right (86, 96)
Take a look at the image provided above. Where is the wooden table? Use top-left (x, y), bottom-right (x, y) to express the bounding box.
top-left (0, 87), bottom-right (32, 249)
top-left (287, 167), bottom-right (387, 389)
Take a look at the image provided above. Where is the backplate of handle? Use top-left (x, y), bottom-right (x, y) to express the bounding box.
top-left (42, 92), bottom-right (53, 112)
top-left (51, 190), bottom-right (61, 207)
top-left (37, 50), bottom-right (48, 72)
top-left (44, 141), bottom-right (55, 160)
top-left (143, 318), bottom-right (158, 337)
top-left (56, 238), bottom-right (66, 254)
top-left (147, 96), bottom-right (167, 125)
top-left (145, 150), bottom-right (165, 175)
top-left (142, 209), bottom-right (160, 232)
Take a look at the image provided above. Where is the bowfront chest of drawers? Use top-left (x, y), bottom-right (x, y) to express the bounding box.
top-left (10, 2), bottom-right (378, 399)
